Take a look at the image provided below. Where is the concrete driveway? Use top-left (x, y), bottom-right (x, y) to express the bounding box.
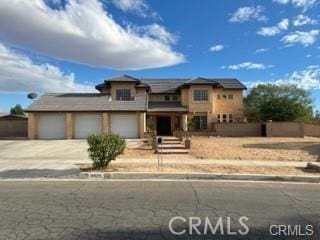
top-left (0, 139), bottom-right (142, 178)
top-left (0, 140), bottom-right (90, 178)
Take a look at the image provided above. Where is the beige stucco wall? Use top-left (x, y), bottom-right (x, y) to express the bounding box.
top-left (214, 123), bottom-right (261, 137)
top-left (66, 113), bottom-right (73, 139)
top-left (28, 112), bottom-right (38, 139)
top-left (181, 86), bottom-right (244, 128)
top-left (181, 87), bottom-right (243, 113)
top-left (269, 122), bottom-right (304, 138)
top-left (213, 89), bottom-right (243, 114)
top-left (186, 85), bottom-right (213, 113)
top-left (181, 88), bottom-right (189, 106)
top-left (138, 112), bottom-right (146, 138)
top-left (304, 123), bottom-right (320, 137)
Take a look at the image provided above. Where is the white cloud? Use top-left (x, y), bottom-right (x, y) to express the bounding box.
top-left (246, 65), bottom-right (320, 89)
top-left (275, 65), bottom-right (320, 89)
top-left (222, 62), bottom-right (273, 70)
top-left (255, 48), bottom-right (269, 54)
top-left (273, 0), bottom-right (317, 11)
top-left (0, 43), bottom-right (92, 93)
top-left (110, 0), bottom-right (159, 18)
top-left (281, 30), bottom-right (320, 46)
top-left (257, 18), bottom-right (289, 36)
top-left (229, 6), bottom-right (267, 23)
top-left (273, 0), bottom-right (290, 4)
top-left (292, 0), bottom-right (317, 11)
top-left (292, 14), bottom-right (317, 26)
top-left (132, 24), bottom-right (177, 44)
top-left (209, 44), bottom-right (224, 52)
top-left (0, 0), bottom-right (184, 70)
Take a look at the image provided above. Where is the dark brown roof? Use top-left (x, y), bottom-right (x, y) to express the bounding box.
top-left (105, 75), bottom-right (140, 83)
top-left (96, 75), bottom-right (246, 93)
top-left (141, 79), bottom-right (187, 93)
top-left (148, 102), bottom-right (188, 112)
top-left (26, 93), bottom-right (147, 112)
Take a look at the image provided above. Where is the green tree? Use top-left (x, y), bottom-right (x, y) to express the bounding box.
top-left (10, 104), bottom-right (24, 115)
top-left (244, 84), bottom-right (313, 122)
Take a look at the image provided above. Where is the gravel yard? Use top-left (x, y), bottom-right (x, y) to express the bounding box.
top-left (190, 137), bottom-right (320, 162)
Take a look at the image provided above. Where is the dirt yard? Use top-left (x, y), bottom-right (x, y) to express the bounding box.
top-left (101, 163), bottom-right (318, 176)
top-left (190, 137), bottom-right (320, 162)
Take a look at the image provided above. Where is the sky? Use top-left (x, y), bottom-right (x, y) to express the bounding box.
top-left (0, 0), bottom-right (319, 112)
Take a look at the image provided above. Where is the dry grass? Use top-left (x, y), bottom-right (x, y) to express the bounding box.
top-left (120, 137), bottom-right (320, 162)
top-left (121, 143), bottom-right (155, 158)
top-left (190, 137), bottom-right (320, 162)
top-left (102, 163), bottom-right (318, 176)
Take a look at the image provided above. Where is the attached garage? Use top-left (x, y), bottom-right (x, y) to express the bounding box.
top-left (110, 113), bottom-right (138, 138)
top-left (74, 114), bottom-right (102, 139)
top-left (38, 114), bottom-right (65, 139)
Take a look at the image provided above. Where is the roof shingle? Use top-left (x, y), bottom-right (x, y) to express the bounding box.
top-left (26, 93), bottom-right (147, 112)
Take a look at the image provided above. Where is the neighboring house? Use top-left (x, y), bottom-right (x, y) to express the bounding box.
top-left (25, 75), bottom-right (246, 139)
top-left (0, 114), bottom-right (28, 138)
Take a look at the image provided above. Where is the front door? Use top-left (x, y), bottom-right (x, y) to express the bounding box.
top-left (156, 116), bottom-right (171, 135)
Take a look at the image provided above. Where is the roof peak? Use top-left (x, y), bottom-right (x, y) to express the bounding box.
top-left (105, 74), bottom-right (140, 82)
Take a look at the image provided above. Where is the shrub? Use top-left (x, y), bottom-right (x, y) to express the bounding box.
top-left (87, 134), bottom-right (126, 169)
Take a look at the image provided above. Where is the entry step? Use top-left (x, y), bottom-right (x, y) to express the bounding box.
top-left (157, 144), bottom-right (185, 149)
top-left (156, 149), bottom-right (189, 154)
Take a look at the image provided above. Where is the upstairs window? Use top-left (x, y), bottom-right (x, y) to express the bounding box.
top-left (228, 94), bottom-right (234, 99)
top-left (172, 95), bottom-right (178, 101)
top-left (164, 95), bottom-right (170, 101)
top-left (194, 89), bottom-right (208, 101)
top-left (116, 89), bottom-right (131, 101)
top-left (194, 116), bottom-right (207, 130)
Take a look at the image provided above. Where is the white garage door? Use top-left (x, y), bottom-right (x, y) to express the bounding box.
top-left (110, 114), bottom-right (138, 138)
top-left (74, 114), bottom-right (102, 139)
top-left (38, 114), bottom-right (65, 139)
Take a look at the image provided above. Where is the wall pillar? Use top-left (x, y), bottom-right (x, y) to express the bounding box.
top-left (299, 122), bottom-right (304, 138)
top-left (28, 112), bottom-right (37, 140)
top-left (182, 114), bottom-right (188, 132)
top-left (266, 120), bottom-right (272, 137)
top-left (66, 113), bottom-right (73, 139)
top-left (139, 112), bottom-right (146, 138)
top-left (102, 112), bottom-right (109, 134)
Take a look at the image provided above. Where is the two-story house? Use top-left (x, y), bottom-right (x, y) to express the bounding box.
top-left (25, 75), bottom-right (246, 139)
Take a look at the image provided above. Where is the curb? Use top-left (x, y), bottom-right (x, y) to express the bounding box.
top-left (81, 172), bottom-right (320, 183)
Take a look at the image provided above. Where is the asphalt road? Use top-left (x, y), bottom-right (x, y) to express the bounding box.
top-left (0, 181), bottom-right (319, 240)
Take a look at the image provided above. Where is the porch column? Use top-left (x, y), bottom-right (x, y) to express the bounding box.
top-left (28, 112), bottom-right (37, 140)
top-left (102, 112), bottom-right (109, 134)
top-left (182, 114), bottom-right (188, 132)
top-left (139, 112), bottom-right (146, 138)
top-left (66, 113), bottom-right (73, 139)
